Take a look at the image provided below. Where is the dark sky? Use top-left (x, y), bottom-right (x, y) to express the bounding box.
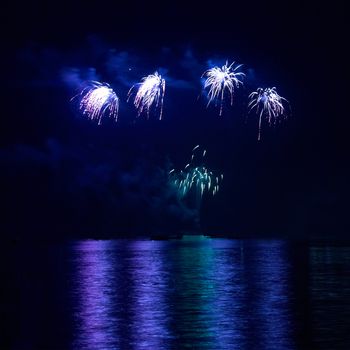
top-left (2, 0), bottom-right (348, 238)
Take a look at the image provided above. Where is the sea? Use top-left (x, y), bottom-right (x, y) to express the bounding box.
top-left (3, 236), bottom-right (350, 349)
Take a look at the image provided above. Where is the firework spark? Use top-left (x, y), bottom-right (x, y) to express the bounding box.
top-left (73, 81), bottom-right (119, 125)
top-left (248, 87), bottom-right (288, 140)
top-left (128, 71), bottom-right (165, 120)
top-left (169, 146), bottom-right (222, 198)
top-left (202, 61), bottom-right (245, 115)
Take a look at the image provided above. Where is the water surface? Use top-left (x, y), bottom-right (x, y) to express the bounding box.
top-left (4, 237), bottom-right (350, 349)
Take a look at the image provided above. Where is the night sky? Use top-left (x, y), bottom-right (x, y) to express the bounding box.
top-left (2, 0), bottom-right (348, 239)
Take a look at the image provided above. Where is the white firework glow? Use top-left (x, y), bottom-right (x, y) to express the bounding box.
top-left (128, 72), bottom-right (165, 120)
top-left (202, 61), bottom-right (245, 115)
top-left (248, 87), bottom-right (288, 140)
top-left (75, 82), bottom-right (119, 125)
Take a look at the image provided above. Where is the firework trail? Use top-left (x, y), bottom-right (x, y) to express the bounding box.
top-left (248, 87), bottom-right (289, 140)
top-left (202, 61), bottom-right (245, 115)
top-left (169, 146), bottom-right (223, 198)
top-left (72, 81), bottom-right (119, 125)
top-left (127, 71), bottom-right (166, 120)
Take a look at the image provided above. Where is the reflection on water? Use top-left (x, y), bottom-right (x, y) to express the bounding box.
top-left (169, 236), bottom-right (217, 348)
top-left (128, 240), bottom-right (171, 349)
top-left (7, 238), bottom-right (350, 349)
top-left (249, 241), bottom-right (294, 349)
top-left (72, 241), bottom-right (118, 349)
top-left (310, 246), bottom-right (350, 349)
top-left (71, 238), bottom-right (300, 350)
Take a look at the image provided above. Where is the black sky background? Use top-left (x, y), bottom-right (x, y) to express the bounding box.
top-left (1, 0), bottom-right (348, 239)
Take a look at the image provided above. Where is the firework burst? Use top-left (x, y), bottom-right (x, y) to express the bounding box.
top-left (128, 71), bottom-right (165, 120)
top-left (73, 81), bottom-right (119, 125)
top-left (202, 61), bottom-right (245, 115)
top-left (169, 145), bottom-right (223, 198)
top-left (248, 87), bottom-right (288, 140)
